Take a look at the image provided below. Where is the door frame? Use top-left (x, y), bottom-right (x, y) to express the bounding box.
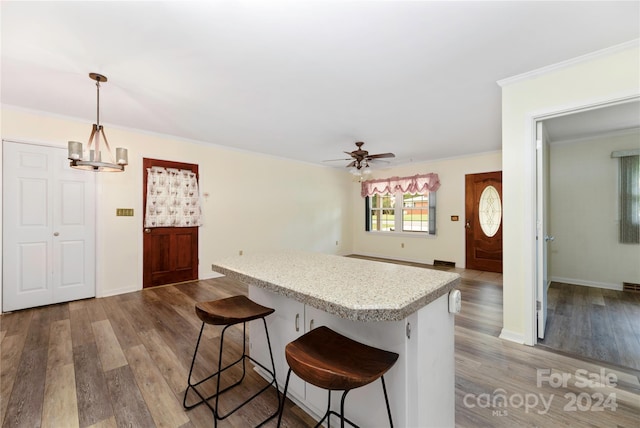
top-left (535, 121), bottom-right (550, 339)
top-left (523, 95), bottom-right (640, 346)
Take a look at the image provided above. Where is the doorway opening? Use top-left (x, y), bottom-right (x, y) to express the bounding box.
top-left (533, 99), bottom-right (640, 371)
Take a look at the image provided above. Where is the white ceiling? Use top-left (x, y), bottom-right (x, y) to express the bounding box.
top-left (2, 1), bottom-right (639, 169)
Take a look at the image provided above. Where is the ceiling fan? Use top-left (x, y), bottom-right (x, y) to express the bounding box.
top-left (325, 142), bottom-right (395, 171)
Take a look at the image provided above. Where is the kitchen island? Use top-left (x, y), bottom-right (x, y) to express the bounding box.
top-left (212, 251), bottom-right (460, 427)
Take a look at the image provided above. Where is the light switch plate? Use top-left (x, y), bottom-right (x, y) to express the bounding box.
top-left (116, 208), bottom-right (134, 216)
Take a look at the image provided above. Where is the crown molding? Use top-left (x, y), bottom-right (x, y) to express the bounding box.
top-left (497, 39), bottom-right (639, 87)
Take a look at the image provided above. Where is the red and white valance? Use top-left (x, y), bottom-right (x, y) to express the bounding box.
top-left (361, 173), bottom-right (441, 197)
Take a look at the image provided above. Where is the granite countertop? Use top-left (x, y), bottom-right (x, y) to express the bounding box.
top-left (211, 251), bottom-right (460, 322)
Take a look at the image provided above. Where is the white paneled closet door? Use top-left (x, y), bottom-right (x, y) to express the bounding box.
top-left (3, 141), bottom-right (95, 312)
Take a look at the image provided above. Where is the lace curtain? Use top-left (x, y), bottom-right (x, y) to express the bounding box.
top-left (361, 173), bottom-right (441, 197)
top-left (144, 167), bottom-right (202, 227)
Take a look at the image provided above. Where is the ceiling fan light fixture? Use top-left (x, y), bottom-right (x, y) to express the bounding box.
top-left (68, 73), bottom-right (128, 172)
top-left (323, 142), bottom-right (394, 179)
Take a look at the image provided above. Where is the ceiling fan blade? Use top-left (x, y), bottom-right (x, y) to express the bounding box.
top-left (367, 153), bottom-right (395, 159)
top-left (322, 158), bottom-right (352, 162)
top-left (325, 142), bottom-right (393, 168)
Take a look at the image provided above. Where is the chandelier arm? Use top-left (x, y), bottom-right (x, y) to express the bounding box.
top-left (86, 124), bottom-right (98, 151)
top-left (99, 126), bottom-right (115, 161)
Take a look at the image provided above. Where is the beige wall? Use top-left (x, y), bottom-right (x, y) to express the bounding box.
top-left (351, 151), bottom-right (502, 266)
top-left (1, 108), bottom-right (355, 303)
top-left (1, 105), bottom-right (502, 311)
top-left (501, 44), bottom-right (640, 344)
top-left (549, 131), bottom-right (640, 289)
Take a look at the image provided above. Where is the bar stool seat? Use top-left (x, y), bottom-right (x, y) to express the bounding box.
top-left (278, 326), bottom-right (398, 428)
top-left (196, 295), bottom-right (275, 325)
top-left (184, 295), bottom-right (280, 427)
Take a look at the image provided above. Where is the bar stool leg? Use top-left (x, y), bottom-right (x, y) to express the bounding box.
top-left (380, 376), bottom-right (394, 428)
top-left (183, 322), bottom-right (208, 409)
top-left (276, 368), bottom-right (293, 427)
top-left (313, 390), bottom-right (332, 428)
top-left (183, 322), bottom-right (246, 416)
top-left (184, 318), bottom-right (281, 426)
top-left (255, 317), bottom-right (281, 425)
top-left (213, 323), bottom-right (246, 420)
top-left (215, 321), bottom-right (281, 424)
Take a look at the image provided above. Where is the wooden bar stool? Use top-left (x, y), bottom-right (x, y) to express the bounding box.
top-left (183, 295), bottom-right (280, 427)
top-left (277, 326), bottom-right (399, 428)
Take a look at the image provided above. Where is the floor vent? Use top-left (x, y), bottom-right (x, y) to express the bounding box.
top-left (623, 282), bottom-right (640, 293)
top-left (434, 260), bottom-right (456, 268)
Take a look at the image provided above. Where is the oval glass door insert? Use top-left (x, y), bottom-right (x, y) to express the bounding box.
top-left (478, 185), bottom-right (501, 237)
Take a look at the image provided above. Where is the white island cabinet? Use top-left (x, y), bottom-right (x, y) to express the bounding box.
top-left (212, 251), bottom-right (460, 428)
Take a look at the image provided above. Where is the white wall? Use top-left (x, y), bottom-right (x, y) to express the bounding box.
top-left (1, 107), bottom-right (355, 304)
top-left (500, 42), bottom-right (640, 344)
top-left (549, 131), bottom-right (640, 290)
top-left (351, 151), bottom-right (502, 267)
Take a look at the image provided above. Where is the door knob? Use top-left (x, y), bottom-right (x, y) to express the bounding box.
top-left (465, 221), bottom-right (471, 229)
top-left (144, 228), bottom-right (151, 234)
top-left (53, 232), bottom-right (60, 236)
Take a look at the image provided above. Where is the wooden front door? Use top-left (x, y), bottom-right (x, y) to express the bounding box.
top-left (465, 171), bottom-right (503, 273)
top-left (143, 158), bottom-right (199, 288)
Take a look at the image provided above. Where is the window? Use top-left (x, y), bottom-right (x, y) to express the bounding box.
top-left (369, 193), bottom-right (396, 232)
top-left (367, 191), bottom-right (436, 234)
top-left (403, 193), bottom-right (429, 232)
top-left (362, 173), bottom-right (440, 235)
top-left (619, 154), bottom-right (640, 244)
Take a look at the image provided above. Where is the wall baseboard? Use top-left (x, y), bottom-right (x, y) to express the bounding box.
top-left (351, 251), bottom-right (434, 266)
top-left (550, 276), bottom-right (622, 291)
top-left (499, 328), bottom-right (525, 345)
top-left (97, 285), bottom-right (139, 298)
top-left (201, 271), bottom-right (224, 280)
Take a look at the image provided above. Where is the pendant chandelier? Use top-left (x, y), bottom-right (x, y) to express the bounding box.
top-left (67, 73), bottom-right (128, 172)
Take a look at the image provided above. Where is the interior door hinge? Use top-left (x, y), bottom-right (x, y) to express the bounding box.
top-left (536, 301), bottom-right (541, 310)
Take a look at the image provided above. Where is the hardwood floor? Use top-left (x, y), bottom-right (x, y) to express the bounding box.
top-left (1, 278), bottom-right (315, 428)
top-left (1, 268), bottom-right (639, 427)
top-left (538, 282), bottom-right (640, 371)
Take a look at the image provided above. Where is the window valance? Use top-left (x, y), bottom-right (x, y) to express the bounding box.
top-left (361, 173), bottom-right (441, 197)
